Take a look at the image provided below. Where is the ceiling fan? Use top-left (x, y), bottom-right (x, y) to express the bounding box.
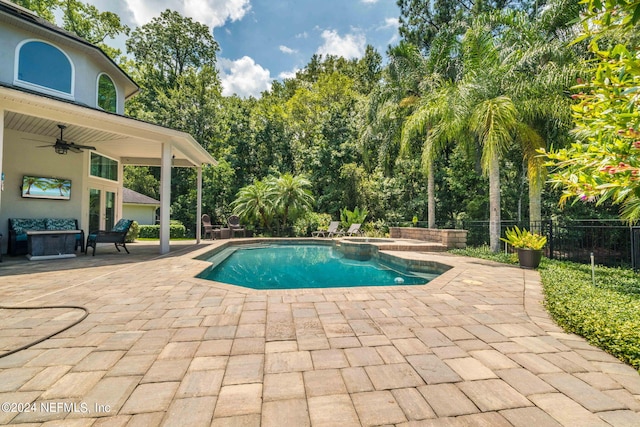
top-left (37, 124), bottom-right (97, 155)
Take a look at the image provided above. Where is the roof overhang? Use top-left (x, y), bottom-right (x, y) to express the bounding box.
top-left (1, 85), bottom-right (217, 168)
top-left (0, 0), bottom-right (139, 99)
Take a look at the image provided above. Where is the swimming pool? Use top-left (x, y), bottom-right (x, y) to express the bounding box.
top-left (197, 243), bottom-right (441, 290)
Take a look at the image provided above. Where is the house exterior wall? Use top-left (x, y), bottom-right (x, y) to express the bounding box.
top-left (0, 24), bottom-right (126, 113)
top-left (123, 204), bottom-right (158, 226)
top-left (0, 128), bottom-right (87, 252)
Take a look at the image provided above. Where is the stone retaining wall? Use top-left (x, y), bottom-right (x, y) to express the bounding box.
top-left (389, 227), bottom-right (468, 249)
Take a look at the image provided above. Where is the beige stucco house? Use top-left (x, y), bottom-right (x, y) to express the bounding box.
top-left (0, 0), bottom-right (216, 255)
top-left (122, 188), bottom-right (160, 226)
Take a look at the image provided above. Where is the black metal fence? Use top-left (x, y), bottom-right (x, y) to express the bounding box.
top-left (461, 219), bottom-right (636, 269)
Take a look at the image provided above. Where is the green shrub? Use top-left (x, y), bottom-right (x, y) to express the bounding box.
top-left (540, 261), bottom-right (640, 370)
top-left (340, 206), bottom-right (368, 228)
top-left (293, 212), bottom-right (332, 237)
top-left (138, 222), bottom-right (186, 239)
top-left (125, 221), bottom-right (139, 243)
top-left (362, 220), bottom-right (389, 237)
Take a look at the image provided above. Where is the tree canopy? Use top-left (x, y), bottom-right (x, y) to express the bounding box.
top-left (11, 0), bottom-right (625, 238)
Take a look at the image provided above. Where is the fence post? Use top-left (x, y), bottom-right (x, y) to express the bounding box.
top-left (632, 227), bottom-right (640, 272)
top-left (547, 219), bottom-right (554, 260)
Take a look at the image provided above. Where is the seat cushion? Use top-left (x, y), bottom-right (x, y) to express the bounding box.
top-left (45, 218), bottom-right (77, 230)
top-left (112, 219), bottom-right (132, 233)
top-left (10, 218), bottom-right (46, 234)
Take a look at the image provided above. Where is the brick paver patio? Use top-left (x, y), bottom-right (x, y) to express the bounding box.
top-left (0, 240), bottom-right (639, 426)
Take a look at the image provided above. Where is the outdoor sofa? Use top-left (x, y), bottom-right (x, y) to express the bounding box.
top-left (8, 218), bottom-right (84, 256)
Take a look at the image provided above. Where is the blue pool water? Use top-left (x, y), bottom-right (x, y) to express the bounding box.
top-left (197, 244), bottom-right (437, 289)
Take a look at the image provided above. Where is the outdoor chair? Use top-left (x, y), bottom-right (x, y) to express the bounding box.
top-left (202, 214), bottom-right (214, 240)
top-left (85, 218), bottom-right (133, 256)
top-left (345, 223), bottom-right (363, 236)
top-left (227, 215), bottom-right (246, 238)
top-left (312, 221), bottom-right (342, 238)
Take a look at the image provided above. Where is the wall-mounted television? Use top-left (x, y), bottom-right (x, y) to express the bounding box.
top-left (21, 175), bottom-right (71, 200)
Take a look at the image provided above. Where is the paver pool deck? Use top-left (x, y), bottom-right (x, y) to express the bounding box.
top-left (0, 239), bottom-right (639, 426)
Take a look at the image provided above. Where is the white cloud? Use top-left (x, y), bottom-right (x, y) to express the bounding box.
top-left (295, 32), bottom-right (308, 39)
top-left (279, 45), bottom-right (297, 55)
top-left (218, 57), bottom-right (272, 98)
top-left (122, 0), bottom-right (251, 28)
top-left (279, 68), bottom-right (299, 80)
top-left (316, 29), bottom-right (366, 59)
top-left (379, 17), bottom-right (399, 30)
top-left (361, 0), bottom-right (379, 3)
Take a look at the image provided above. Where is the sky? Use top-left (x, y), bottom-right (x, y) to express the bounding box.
top-left (83, 0), bottom-right (402, 98)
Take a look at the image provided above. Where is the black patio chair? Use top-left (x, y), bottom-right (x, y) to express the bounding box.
top-left (85, 219), bottom-right (133, 256)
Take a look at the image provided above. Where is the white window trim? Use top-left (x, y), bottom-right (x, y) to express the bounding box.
top-left (89, 151), bottom-right (120, 183)
top-left (14, 39), bottom-right (75, 100)
top-left (96, 72), bottom-right (118, 112)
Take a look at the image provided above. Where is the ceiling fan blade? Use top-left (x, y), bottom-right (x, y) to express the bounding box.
top-left (68, 142), bottom-right (96, 151)
top-left (36, 144), bottom-right (55, 148)
top-left (68, 145), bottom-right (83, 153)
top-left (22, 137), bottom-right (49, 143)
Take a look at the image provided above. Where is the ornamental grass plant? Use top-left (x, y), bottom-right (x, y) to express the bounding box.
top-left (500, 226), bottom-right (547, 250)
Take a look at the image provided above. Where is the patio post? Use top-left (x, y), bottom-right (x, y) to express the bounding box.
top-left (159, 142), bottom-right (172, 254)
top-left (0, 109), bottom-right (4, 219)
top-left (196, 165), bottom-right (202, 243)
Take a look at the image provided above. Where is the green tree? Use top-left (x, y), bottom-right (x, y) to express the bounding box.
top-left (411, 16), bottom-right (547, 251)
top-left (123, 166), bottom-right (159, 200)
top-left (126, 10), bottom-right (219, 91)
top-left (11, 0), bottom-right (128, 59)
top-left (271, 173), bottom-right (315, 230)
top-left (284, 71), bottom-right (361, 214)
top-left (544, 0), bottom-right (640, 221)
top-left (10, 0), bottom-right (58, 22)
top-left (231, 179), bottom-right (275, 229)
top-left (60, 0), bottom-right (129, 45)
top-left (396, 0), bottom-right (544, 53)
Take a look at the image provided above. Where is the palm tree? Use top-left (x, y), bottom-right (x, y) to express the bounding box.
top-left (271, 173), bottom-right (315, 229)
top-left (402, 5), bottom-right (579, 251)
top-left (23, 176), bottom-right (38, 195)
top-left (401, 75), bottom-right (464, 229)
top-left (231, 179), bottom-right (275, 229)
top-left (470, 96), bottom-right (522, 252)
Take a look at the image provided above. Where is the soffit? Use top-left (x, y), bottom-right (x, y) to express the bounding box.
top-left (2, 87), bottom-right (216, 167)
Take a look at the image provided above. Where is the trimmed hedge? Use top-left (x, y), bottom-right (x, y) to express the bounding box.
top-left (138, 223), bottom-right (186, 239)
top-left (540, 261), bottom-right (640, 370)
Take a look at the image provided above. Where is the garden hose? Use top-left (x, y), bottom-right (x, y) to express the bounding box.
top-left (0, 305), bottom-right (89, 359)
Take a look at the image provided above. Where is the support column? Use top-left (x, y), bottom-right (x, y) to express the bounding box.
top-left (196, 165), bottom-right (202, 244)
top-left (159, 142), bottom-right (172, 254)
top-left (0, 109), bottom-right (4, 215)
top-left (0, 110), bottom-right (4, 256)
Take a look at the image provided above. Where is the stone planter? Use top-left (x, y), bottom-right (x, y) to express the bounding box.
top-left (517, 248), bottom-right (543, 269)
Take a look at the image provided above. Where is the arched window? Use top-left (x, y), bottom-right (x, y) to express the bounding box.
top-left (97, 74), bottom-right (117, 112)
top-left (15, 40), bottom-right (73, 97)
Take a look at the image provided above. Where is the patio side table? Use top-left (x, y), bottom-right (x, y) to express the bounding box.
top-left (26, 230), bottom-right (77, 260)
